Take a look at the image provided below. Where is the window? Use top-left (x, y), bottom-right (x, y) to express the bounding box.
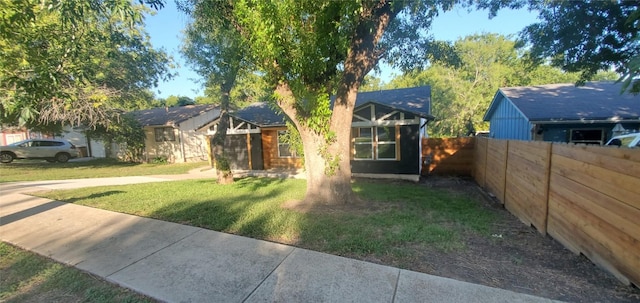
top-left (154, 127), bottom-right (175, 142)
top-left (569, 129), bottom-right (603, 145)
top-left (277, 130), bottom-right (297, 158)
top-left (353, 127), bottom-right (373, 159)
top-left (376, 127), bottom-right (396, 159)
top-left (352, 126), bottom-right (397, 160)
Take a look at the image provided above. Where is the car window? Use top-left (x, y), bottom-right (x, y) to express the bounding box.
top-left (39, 141), bottom-right (64, 147)
top-left (18, 141), bottom-right (34, 147)
top-left (620, 137), bottom-right (636, 147)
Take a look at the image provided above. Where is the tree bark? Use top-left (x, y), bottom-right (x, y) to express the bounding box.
top-left (211, 75), bottom-right (236, 184)
top-left (282, 2), bottom-right (395, 204)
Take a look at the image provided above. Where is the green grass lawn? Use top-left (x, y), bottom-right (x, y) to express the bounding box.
top-left (0, 243), bottom-right (156, 303)
top-left (0, 158), bottom-right (208, 182)
top-left (37, 178), bottom-right (494, 266)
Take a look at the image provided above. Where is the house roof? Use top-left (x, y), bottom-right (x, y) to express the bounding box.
top-left (232, 102), bottom-right (287, 127)
top-left (129, 104), bottom-right (220, 127)
top-left (232, 86), bottom-right (433, 127)
top-left (351, 86), bottom-right (433, 119)
top-left (484, 82), bottom-right (640, 122)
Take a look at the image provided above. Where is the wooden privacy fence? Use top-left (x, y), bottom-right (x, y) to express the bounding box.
top-left (474, 137), bottom-right (640, 287)
top-left (421, 137), bottom-right (475, 176)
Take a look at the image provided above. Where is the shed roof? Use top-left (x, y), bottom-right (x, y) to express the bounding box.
top-left (232, 103), bottom-right (287, 127)
top-left (484, 82), bottom-right (640, 122)
top-left (232, 86), bottom-right (433, 126)
top-left (351, 86), bottom-right (433, 119)
top-left (129, 104), bottom-right (220, 127)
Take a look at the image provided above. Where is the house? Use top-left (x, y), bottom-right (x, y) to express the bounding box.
top-left (203, 86), bottom-right (434, 180)
top-left (0, 126), bottom-right (30, 146)
top-left (130, 104), bottom-right (221, 163)
top-left (483, 82), bottom-right (640, 144)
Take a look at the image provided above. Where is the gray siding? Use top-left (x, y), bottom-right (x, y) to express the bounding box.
top-left (488, 95), bottom-right (532, 140)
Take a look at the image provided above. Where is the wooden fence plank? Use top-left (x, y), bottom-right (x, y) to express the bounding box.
top-left (421, 137), bottom-right (475, 176)
top-left (553, 144), bottom-right (640, 179)
top-left (484, 139), bottom-right (508, 203)
top-left (548, 174), bottom-right (640, 285)
top-left (552, 154), bottom-right (640, 210)
top-left (473, 137), bottom-right (488, 187)
top-left (503, 140), bottom-right (551, 234)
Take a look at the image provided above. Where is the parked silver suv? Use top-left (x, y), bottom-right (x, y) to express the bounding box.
top-left (0, 139), bottom-right (79, 163)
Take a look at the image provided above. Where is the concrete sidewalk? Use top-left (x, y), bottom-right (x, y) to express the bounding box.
top-left (0, 177), bottom-right (558, 303)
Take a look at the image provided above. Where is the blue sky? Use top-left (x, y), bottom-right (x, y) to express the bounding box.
top-left (144, 3), bottom-right (538, 100)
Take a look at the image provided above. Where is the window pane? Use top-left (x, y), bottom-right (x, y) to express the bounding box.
top-left (164, 128), bottom-right (175, 141)
top-left (377, 127), bottom-right (394, 142)
top-left (277, 130), bottom-right (294, 157)
top-left (155, 128), bottom-right (164, 142)
top-left (377, 143), bottom-right (396, 159)
top-left (278, 144), bottom-right (292, 157)
top-left (570, 129), bottom-right (602, 144)
top-left (359, 128), bottom-right (372, 138)
top-left (354, 107), bottom-right (371, 121)
top-left (354, 144), bottom-right (373, 159)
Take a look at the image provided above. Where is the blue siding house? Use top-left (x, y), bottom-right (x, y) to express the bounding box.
top-left (483, 82), bottom-right (640, 144)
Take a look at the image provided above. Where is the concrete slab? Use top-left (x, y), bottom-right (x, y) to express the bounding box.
top-left (246, 248), bottom-right (399, 303)
top-left (394, 269), bottom-right (557, 303)
top-left (108, 230), bottom-right (294, 303)
top-left (1, 198), bottom-right (199, 276)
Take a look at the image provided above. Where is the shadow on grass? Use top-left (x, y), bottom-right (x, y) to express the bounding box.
top-left (2, 158), bottom-right (137, 170)
top-left (62, 191), bottom-right (126, 204)
top-left (149, 178), bottom-right (297, 241)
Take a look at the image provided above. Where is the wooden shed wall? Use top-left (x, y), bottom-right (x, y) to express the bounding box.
top-left (261, 129), bottom-right (303, 170)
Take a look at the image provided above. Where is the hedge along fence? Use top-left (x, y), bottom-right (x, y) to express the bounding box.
top-left (421, 137), bottom-right (475, 176)
top-left (473, 137), bottom-right (640, 287)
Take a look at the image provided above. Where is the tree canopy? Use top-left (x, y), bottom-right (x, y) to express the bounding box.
top-left (387, 33), bottom-right (617, 137)
top-left (180, 0), bottom-right (505, 204)
top-left (519, 0), bottom-right (640, 93)
top-left (0, 0), bottom-right (173, 129)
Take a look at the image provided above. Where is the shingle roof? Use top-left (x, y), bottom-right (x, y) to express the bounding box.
top-left (352, 86), bottom-right (432, 119)
top-left (232, 86), bottom-right (433, 126)
top-left (489, 82), bottom-right (640, 122)
top-left (232, 103), bottom-right (287, 127)
top-left (129, 104), bottom-right (220, 127)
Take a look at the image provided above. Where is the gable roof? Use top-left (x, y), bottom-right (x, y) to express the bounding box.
top-left (232, 103), bottom-right (287, 127)
top-left (484, 82), bottom-right (640, 122)
top-left (232, 86), bottom-right (433, 126)
top-left (352, 86), bottom-right (433, 119)
top-left (129, 104), bottom-right (220, 127)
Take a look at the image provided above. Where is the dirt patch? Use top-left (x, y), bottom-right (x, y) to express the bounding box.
top-left (313, 177), bottom-right (640, 302)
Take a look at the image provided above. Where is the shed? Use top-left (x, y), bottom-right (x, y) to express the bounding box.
top-left (207, 86), bottom-right (434, 180)
top-left (483, 82), bottom-right (640, 144)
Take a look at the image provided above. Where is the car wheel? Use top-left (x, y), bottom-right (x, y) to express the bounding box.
top-left (55, 153), bottom-right (70, 163)
top-left (0, 152), bottom-right (14, 163)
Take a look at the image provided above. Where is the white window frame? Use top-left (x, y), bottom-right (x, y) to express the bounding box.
top-left (154, 127), bottom-right (176, 142)
top-left (352, 126), bottom-right (398, 161)
top-left (277, 130), bottom-right (297, 158)
top-left (353, 127), bottom-right (374, 159)
top-left (376, 126), bottom-right (397, 160)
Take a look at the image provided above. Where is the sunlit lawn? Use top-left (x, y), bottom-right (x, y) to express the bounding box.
top-left (0, 158), bottom-right (208, 182)
top-left (0, 242), bottom-right (156, 303)
top-left (37, 177), bottom-right (494, 266)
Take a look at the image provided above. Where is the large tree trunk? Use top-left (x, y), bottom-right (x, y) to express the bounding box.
top-left (274, 2), bottom-right (396, 204)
